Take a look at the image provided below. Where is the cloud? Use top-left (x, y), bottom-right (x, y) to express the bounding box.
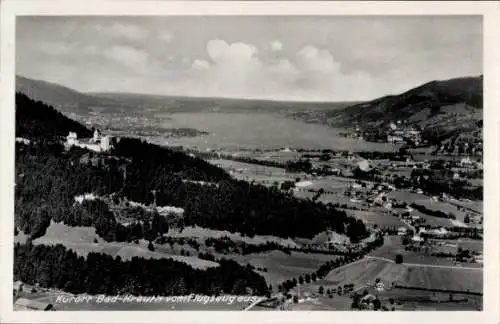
top-left (35, 42), bottom-right (75, 56)
top-left (270, 40), bottom-right (283, 51)
top-left (192, 59), bottom-right (210, 70)
top-left (103, 45), bottom-right (149, 69)
top-left (206, 39), bottom-right (259, 65)
top-left (296, 45), bottom-right (340, 73)
top-left (180, 40), bottom-right (374, 101)
top-left (159, 31), bottom-right (174, 43)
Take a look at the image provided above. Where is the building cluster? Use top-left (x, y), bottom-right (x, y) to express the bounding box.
top-left (65, 128), bottom-right (114, 153)
top-left (349, 121), bottom-right (422, 145)
top-left (386, 121), bottom-right (422, 145)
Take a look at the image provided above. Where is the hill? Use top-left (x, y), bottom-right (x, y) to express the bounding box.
top-left (15, 92), bottom-right (92, 140)
top-left (16, 75), bottom-right (356, 115)
top-left (292, 75), bottom-right (483, 140)
top-left (90, 91), bottom-right (357, 114)
top-left (15, 75), bottom-right (120, 114)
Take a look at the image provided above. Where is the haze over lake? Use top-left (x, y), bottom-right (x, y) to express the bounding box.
top-left (143, 112), bottom-right (396, 152)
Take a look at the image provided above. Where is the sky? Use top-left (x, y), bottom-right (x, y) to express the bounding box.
top-left (16, 16), bottom-right (482, 102)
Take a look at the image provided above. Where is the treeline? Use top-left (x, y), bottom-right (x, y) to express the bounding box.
top-left (409, 203), bottom-right (456, 220)
top-left (14, 242), bottom-right (269, 296)
top-left (393, 285), bottom-right (482, 296)
top-left (16, 93), bottom-right (91, 140)
top-left (113, 137), bottom-right (230, 183)
top-left (277, 233), bottom-right (384, 294)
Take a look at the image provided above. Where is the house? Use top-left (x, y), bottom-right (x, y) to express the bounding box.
top-left (14, 298), bottom-right (55, 311)
top-left (351, 182), bottom-right (363, 189)
top-left (375, 282), bottom-right (385, 292)
top-left (15, 137), bottom-right (31, 145)
top-left (397, 227), bottom-right (408, 236)
top-left (74, 193), bottom-right (97, 204)
top-left (460, 157), bottom-right (473, 167)
top-left (411, 215), bottom-right (421, 221)
top-left (387, 135), bottom-right (405, 144)
top-left (411, 235), bottom-right (424, 243)
top-left (430, 228), bottom-right (449, 236)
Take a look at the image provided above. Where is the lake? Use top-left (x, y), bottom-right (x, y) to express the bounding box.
top-left (142, 112), bottom-right (396, 152)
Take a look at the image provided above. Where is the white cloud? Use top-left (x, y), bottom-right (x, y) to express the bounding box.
top-left (270, 40), bottom-right (283, 51)
top-left (192, 59), bottom-right (210, 70)
top-left (177, 40), bottom-right (374, 101)
top-left (103, 45), bottom-right (149, 69)
top-left (206, 39), bottom-right (259, 65)
top-left (159, 31), bottom-right (174, 43)
top-left (296, 45), bottom-right (340, 73)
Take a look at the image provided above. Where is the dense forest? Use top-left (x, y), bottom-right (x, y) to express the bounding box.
top-left (15, 93), bottom-right (369, 243)
top-left (14, 242), bottom-right (269, 296)
top-left (16, 93), bottom-right (92, 140)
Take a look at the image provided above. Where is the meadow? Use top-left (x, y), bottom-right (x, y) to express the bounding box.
top-left (217, 250), bottom-right (339, 287)
top-left (32, 221), bottom-right (219, 269)
top-left (317, 257), bottom-right (482, 293)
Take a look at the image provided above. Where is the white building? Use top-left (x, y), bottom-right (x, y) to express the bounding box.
top-left (15, 137), bottom-right (31, 145)
top-left (65, 131), bottom-right (113, 153)
top-left (460, 157), bottom-right (473, 167)
top-left (411, 235), bottom-right (424, 243)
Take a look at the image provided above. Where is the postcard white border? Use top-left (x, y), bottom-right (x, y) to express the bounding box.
top-left (1, 1), bottom-right (499, 324)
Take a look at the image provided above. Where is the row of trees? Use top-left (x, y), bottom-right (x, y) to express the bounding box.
top-left (14, 242), bottom-right (269, 296)
top-left (277, 233), bottom-right (385, 295)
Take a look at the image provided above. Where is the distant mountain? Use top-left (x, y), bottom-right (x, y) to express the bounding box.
top-left (89, 91), bottom-right (357, 114)
top-left (15, 75), bottom-right (120, 114)
top-left (16, 75), bottom-right (356, 116)
top-left (292, 75), bottom-right (483, 139)
top-left (327, 75), bottom-right (482, 126)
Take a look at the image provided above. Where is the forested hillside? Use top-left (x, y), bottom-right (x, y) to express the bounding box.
top-left (16, 93), bottom-right (92, 140)
top-left (15, 94), bottom-right (369, 243)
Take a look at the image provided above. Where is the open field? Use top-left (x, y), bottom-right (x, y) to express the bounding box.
top-left (304, 176), bottom-right (354, 191)
top-left (167, 225), bottom-right (300, 248)
top-left (388, 190), bottom-right (429, 203)
top-left (368, 235), bottom-right (482, 268)
top-left (217, 250), bottom-right (338, 287)
top-left (411, 210), bottom-right (454, 227)
top-left (344, 210), bottom-right (407, 228)
top-left (375, 288), bottom-right (482, 311)
top-left (33, 222), bottom-right (219, 269)
top-left (319, 257), bottom-right (482, 293)
top-left (286, 295), bottom-right (352, 311)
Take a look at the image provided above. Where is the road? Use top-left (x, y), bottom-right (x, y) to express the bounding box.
top-left (243, 297), bottom-right (266, 311)
top-left (364, 255), bottom-right (482, 271)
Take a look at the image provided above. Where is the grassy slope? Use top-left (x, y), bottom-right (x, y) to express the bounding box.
top-left (31, 221), bottom-right (219, 270)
